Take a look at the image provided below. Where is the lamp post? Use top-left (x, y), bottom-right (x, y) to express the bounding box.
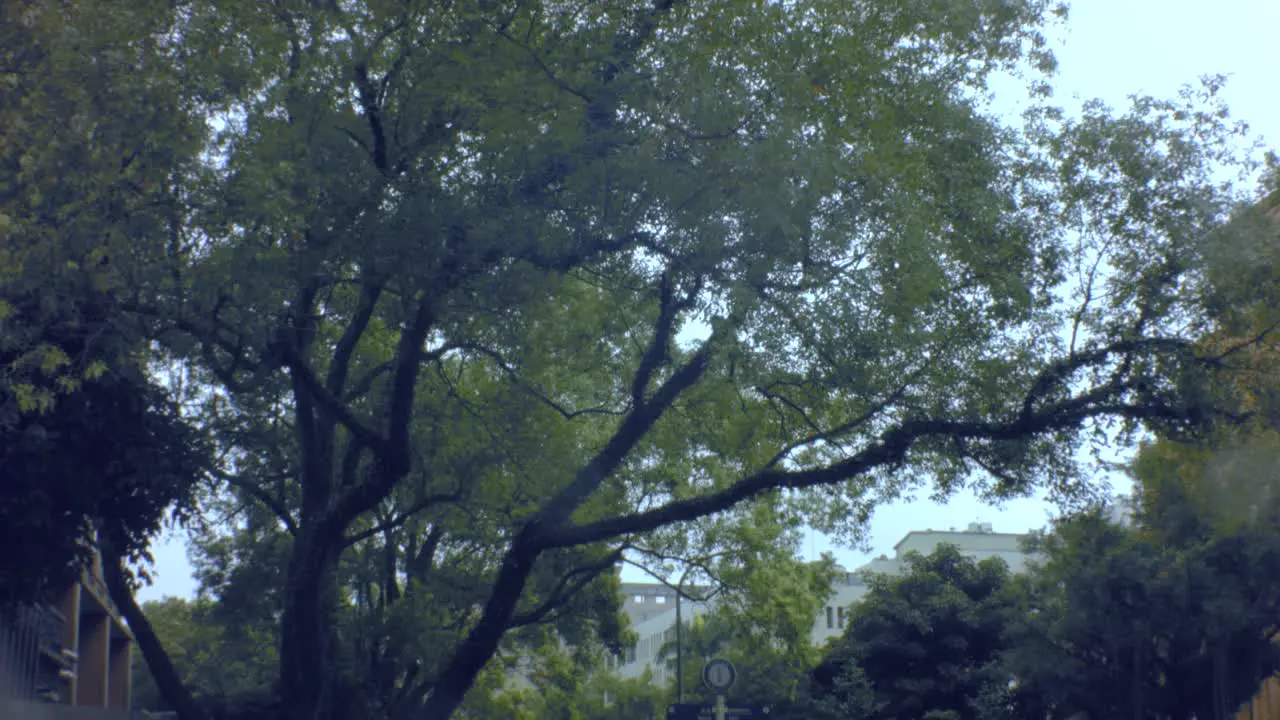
top-left (676, 571), bottom-right (686, 703)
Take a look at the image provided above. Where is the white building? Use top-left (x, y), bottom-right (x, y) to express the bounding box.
top-left (613, 521), bottom-right (1039, 683)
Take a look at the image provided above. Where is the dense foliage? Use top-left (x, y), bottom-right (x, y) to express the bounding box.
top-left (0, 0), bottom-right (208, 608)
top-left (656, 554), bottom-right (838, 711)
top-left (4, 0), bottom-right (1276, 719)
top-left (1004, 506), bottom-right (1280, 720)
top-left (804, 546), bottom-right (1016, 720)
top-left (131, 597), bottom-right (279, 720)
top-left (0, 365), bottom-right (206, 608)
top-left (798, 505), bottom-right (1280, 720)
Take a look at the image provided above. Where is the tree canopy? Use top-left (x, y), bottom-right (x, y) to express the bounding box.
top-left (0, 0), bottom-right (209, 609)
top-left (1004, 506), bottom-right (1280, 720)
top-left (3, 1), bottom-right (1275, 720)
top-left (805, 545), bottom-right (1017, 720)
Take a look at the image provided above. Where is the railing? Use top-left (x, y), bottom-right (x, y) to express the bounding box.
top-left (0, 699), bottom-right (139, 719)
top-left (81, 550), bottom-right (124, 621)
top-left (1, 604), bottom-right (67, 702)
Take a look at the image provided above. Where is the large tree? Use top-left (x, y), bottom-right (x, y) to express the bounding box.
top-left (6, 2), bottom-right (1275, 720)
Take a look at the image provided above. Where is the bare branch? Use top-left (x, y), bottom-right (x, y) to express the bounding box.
top-left (494, 25), bottom-right (592, 103)
top-left (620, 550), bottom-right (733, 603)
top-left (760, 382), bottom-right (908, 470)
top-left (459, 343), bottom-right (629, 419)
top-left (208, 466), bottom-right (298, 536)
top-left (343, 491), bottom-right (463, 548)
top-left (755, 383), bottom-right (825, 436)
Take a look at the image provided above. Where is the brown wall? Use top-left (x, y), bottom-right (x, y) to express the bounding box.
top-left (1239, 675), bottom-right (1280, 720)
top-left (106, 638), bottom-right (130, 710)
top-left (74, 615), bottom-right (109, 708)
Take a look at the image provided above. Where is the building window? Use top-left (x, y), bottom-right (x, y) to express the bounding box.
top-left (633, 594), bottom-right (645, 603)
top-left (837, 607), bottom-right (848, 629)
top-left (656, 595), bottom-right (667, 604)
top-left (825, 606), bottom-right (834, 629)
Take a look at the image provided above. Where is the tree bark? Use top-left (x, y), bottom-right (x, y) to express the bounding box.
top-left (417, 533), bottom-right (543, 720)
top-left (279, 527), bottom-right (342, 720)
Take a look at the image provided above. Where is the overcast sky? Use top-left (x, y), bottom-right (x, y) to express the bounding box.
top-left (135, 0), bottom-right (1280, 602)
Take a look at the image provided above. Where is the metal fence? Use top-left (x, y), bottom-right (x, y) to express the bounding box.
top-left (0, 699), bottom-right (139, 719)
top-left (1, 604), bottom-right (67, 703)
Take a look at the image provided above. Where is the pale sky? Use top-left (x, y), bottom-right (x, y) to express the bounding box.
top-left (135, 0), bottom-right (1280, 602)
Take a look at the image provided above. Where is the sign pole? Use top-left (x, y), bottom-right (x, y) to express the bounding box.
top-left (702, 658), bottom-right (736, 720)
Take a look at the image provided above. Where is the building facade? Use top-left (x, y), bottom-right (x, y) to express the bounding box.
top-left (0, 544), bottom-right (134, 714)
top-left (614, 522), bottom-right (1037, 684)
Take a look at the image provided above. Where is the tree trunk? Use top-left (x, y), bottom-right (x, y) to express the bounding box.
top-left (417, 537), bottom-right (542, 720)
top-left (101, 551), bottom-right (209, 720)
top-left (280, 527), bottom-right (342, 720)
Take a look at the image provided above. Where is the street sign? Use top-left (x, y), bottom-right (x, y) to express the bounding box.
top-left (666, 703), bottom-right (771, 720)
top-left (702, 657), bottom-right (737, 692)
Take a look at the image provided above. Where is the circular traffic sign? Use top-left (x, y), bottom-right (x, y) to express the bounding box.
top-left (702, 657), bottom-right (736, 692)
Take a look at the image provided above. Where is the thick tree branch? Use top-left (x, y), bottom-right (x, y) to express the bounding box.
top-left (632, 272), bottom-right (679, 409)
top-left (414, 4), bottom-right (690, 717)
top-left (353, 61), bottom-right (391, 174)
top-left (1020, 336), bottom-right (1194, 421)
top-left (282, 343), bottom-right (392, 459)
top-left (345, 360), bottom-right (394, 401)
top-left (287, 281), bottom-right (332, 521)
top-left (533, 337), bottom-right (715, 533)
top-left (409, 525), bottom-right (445, 582)
top-left (326, 275), bottom-right (383, 397)
top-left (761, 383), bottom-right (908, 470)
top-left (1204, 317), bottom-right (1280, 364)
top-left (542, 339), bottom-right (1230, 551)
top-left (418, 529), bottom-right (542, 720)
top-left (328, 295), bottom-right (435, 529)
top-left (509, 547), bottom-right (628, 628)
